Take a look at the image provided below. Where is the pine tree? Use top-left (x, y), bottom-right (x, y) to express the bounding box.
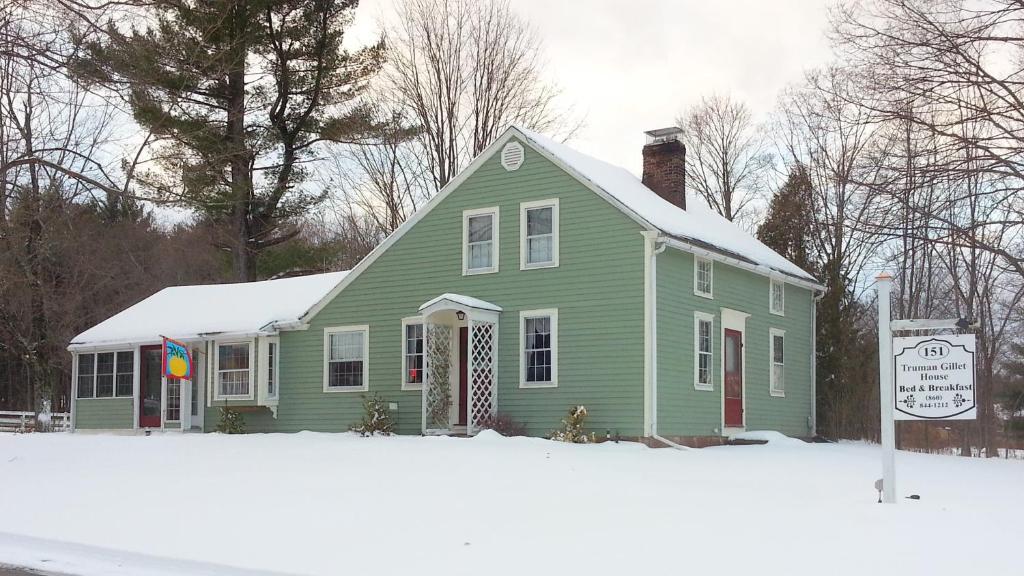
top-left (757, 163), bottom-right (816, 274)
top-left (72, 0), bottom-right (384, 280)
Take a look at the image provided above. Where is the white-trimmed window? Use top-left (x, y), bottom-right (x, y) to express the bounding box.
top-left (694, 257), bottom-right (713, 298)
top-left (520, 199), bottom-right (559, 269)
top-left (463, 207), bottom-right (499, 275)
top-left (694, 312), bottom-right (714, 391)
top-left (258, 336), bottom-right (280, 402)
top-left (402, 317), bottom-right (425, 390)
top-left (770, 328), bottom-right (785, 397)
top-left (770, 278), bottom-right (785, 316)
top-left (216, 342), bottom-right (252, 399)
top-left (76, 351), bottom-right (134, 399)
top-left (520, 309), bottom-right (557, 388)
top-left (324, 326), bottom-right (369, 392)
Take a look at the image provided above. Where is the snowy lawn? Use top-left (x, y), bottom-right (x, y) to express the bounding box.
top-left (1, 431), bottom-right (1022, 576)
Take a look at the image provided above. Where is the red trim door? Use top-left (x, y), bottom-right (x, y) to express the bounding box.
top-left (724, 329), bottom-right (743, 428)
top-left (457, 327), bottom-right (469, 427)
top-left (139, 345), bottom-right (162, 428)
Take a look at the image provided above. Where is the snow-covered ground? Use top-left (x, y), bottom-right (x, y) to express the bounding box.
top-left (1, 431), bottom-right (1021, 576)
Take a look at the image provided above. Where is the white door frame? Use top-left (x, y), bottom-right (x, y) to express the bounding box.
top-left (720, 307), bottom-right (749, 435)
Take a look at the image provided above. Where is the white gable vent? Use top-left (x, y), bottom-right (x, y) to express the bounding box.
top-left (501, 141), bottom-right (525, 171)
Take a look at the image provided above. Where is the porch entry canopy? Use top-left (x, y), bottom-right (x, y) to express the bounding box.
top-left (417, 294), bottom-right (501, 435)
top-left (418, 293), bottom-right (502, 321)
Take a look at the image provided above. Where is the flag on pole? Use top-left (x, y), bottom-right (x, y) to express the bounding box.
top-left (162, 337), bottom-right (192, 380)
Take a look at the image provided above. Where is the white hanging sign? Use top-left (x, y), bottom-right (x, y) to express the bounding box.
top-left (893, 334), bottom-right (976, 420)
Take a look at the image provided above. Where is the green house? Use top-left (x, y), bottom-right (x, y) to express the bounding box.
top-left (68, 126), bottom-right (823, 444)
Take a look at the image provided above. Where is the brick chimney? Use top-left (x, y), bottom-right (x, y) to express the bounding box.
top-left (641, 127), bottom-right (686, 210)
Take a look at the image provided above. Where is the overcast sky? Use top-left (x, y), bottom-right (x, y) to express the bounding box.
top-left (352, 0), bottom-right (835, 174)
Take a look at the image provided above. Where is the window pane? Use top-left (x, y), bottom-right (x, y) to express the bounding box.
top-left (725, 337), bottom-right (738, 372)
top-left (219, 370), bottom-right (249, 396)
top-left (218, 344), bottom-right (249, 371)
top-left (469, 241), bottom-right (493, 269)
top-left (77, 354), bottom-right (95, 398)
top-left (267, 342), bottom-right (276, 396)
top-left (191, 379), bottom-right (199, 417)
top-left (527, 236), bottom-right (552, 264)
top-left (167, 380), bottom-right (181, 421)
top-left (697, 260), bottom-right (712, 294)
top-left (773, 364), bottom-right (785, 392)
top-left (329, 360), bottom-right (364, 388)
top-left (405, 324), bottom-right (424, 384)
top-left (95, 352), bottom-right (115, 398)
top-left (330, 332), bottom-right (364, 362)
top-left (698, 320), bottom-right (711, 353)
top-left (524, 316), bottom-right (553, 383)
top-left (115, 351), bottom-right (134, 397)
top-left (468, 214), bottom-right (492, 242)
top-left (773, 335), bottom-right (785, 364)
top-left (527, 207), bottom-right (552, 236)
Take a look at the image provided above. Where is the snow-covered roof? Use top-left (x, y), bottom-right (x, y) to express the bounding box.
top-left (419, 293), bottom-right (503, 313)
top-left (70, 271), bottom-right (349, 349)
top-left (514, 127), bottom-right (818, 283)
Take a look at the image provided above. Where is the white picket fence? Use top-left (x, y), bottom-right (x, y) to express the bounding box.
top-left (0, 410), bottom-right (70, 433)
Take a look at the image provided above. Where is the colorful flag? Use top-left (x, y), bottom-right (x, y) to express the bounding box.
top-left (162, 337), bottom-right (192, 380)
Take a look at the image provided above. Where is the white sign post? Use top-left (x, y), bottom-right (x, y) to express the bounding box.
top-left (876, 273), bottom-right (897, 504)
top-left (875, 272), bottom-right (977, 504)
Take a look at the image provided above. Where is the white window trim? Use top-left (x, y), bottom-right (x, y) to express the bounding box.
top-left (693, 311), bottom-right (714, 391)
top-left (323, 325), bottom-right (370, 393)
top-left (258, 336), bottom-right (280, 404)
top-left (770, 278), bottom-right (785, 316)
top-left (694, 256), bottom-right (713, 299)
top-left (213, 339), bottom-right (255, 401)
top-left (770, 328), bottom-right (786, 398)
top-left (519, 198), bottom-right (559, 270)
top-left (462, 206), bottom-right (500, 275)
top-left (74, 350), bottom-right (135, 400)
top-left (519, 308), bottom-right (558, 389)
top-left (401, 316), bottom-right (424, 391)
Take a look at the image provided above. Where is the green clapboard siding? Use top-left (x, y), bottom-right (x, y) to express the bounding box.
top-left (656, 249), bottom-right (814, 437)
top-left (75, 398), bottom-right (133, 430)
top-left (246, 137), bottom-right (647, 437)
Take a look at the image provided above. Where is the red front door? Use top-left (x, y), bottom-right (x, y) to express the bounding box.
top-left (139, 345), bottom-right (162, 428)
top-left (457, 327), bottom-right (469, 427)
top-left (724, 329), bottom-right (743, 428)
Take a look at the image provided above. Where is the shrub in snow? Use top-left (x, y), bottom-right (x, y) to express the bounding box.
top-left (477, 413), bottom-right (526, 437)
top-left (215, 408), bottom-right (245, 434)
top-left (550, 405), bottom-right (595, 443)
top-left (351, 393), bottom-right (395, 436)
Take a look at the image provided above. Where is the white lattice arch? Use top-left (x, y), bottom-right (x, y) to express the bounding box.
top-left (418, 294), bottom-right (501, 436)
top-left (468, 319), bottom-right (497, 434)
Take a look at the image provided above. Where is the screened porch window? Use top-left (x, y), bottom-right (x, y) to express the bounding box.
top-left (217, 343), bottom-right (251, 398)
top-left (167, 380), bottom-right (181, 421)
top-left (76, 351), bottom-right (134, 399)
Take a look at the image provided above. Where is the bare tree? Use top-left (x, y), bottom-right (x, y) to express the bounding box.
top-left (386, 0), bottom-right (574, 191)
top-left (324, 108), bottom-right (429, 237)
top-left (677, 94), bottom-right (772, 225)
top-left (832, 0), bottom-right (1024, 279)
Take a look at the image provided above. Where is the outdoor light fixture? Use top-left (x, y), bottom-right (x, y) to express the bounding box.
top-left (456, 310), bottom-right (466, 321)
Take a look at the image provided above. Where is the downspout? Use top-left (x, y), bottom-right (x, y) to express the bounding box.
top-left (650, 237), bottom-right (688, 450)
top-left (810, 289), bottom-right (824, 438)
